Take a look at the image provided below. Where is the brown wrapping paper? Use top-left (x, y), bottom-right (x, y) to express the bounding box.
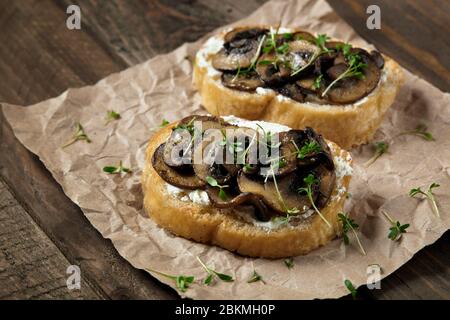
top-left (2, 0), bottom-right (449, 299)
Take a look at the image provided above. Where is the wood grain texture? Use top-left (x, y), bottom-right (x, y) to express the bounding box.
top-left (0, 179), bottom-right (100, 299)
top-left (0, 0), bottom-right (448, 300)
top-left (327, 0), bottom-right (450, 92)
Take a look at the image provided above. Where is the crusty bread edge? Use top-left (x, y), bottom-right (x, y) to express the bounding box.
top-left (193, 27), bottom-right (405, 149)
top-left (142, 122), bottom-right (352, 258)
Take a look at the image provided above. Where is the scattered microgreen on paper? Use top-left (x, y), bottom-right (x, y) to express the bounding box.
top-left (197, 257), bottom-right (234, 285)
top-left (105, 110), bottom-right (121, 125)
top-left (364, 141), bottom-right (389, 167)
top-left (344, 279), bottom-right (357, 299)
top-left (381, 210), bottom-right (410, 241)
top-left (409, 183), bottom-right (441, 217)
top-left (247, 270), bottom-right (265, 284)
top-left (62, 122), bottom-right (91, 148)
top-left (103, 161), bottom-right (132, 175)
top-left (338, 212), bottom-right (366, 255)
top-left (146, 269), bottom-right (194, 293)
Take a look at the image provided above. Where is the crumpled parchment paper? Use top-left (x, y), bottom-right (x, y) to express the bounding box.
top-left (2, 0), bottom-right (449, 299)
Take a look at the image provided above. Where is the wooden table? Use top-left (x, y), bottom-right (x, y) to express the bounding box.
top-left (0, 0), bottom-right (448, 300)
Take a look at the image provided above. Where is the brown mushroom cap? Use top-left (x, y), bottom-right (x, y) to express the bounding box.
top-left (256, 53), bottom-right (291, 85)
top-left (152, 143), bottom-right (206, 189)
top-left (212, 28), bottom-right (267, 71)
top-left (206, 186), bottom-right (272, 221)
top-left (277, 83), bottom-right (305, 102)
top-left (288, 40), bottom-right (320, 71)
top-left (163, 115), bottom-right (229, 167)
top-left (325, 48), bottom-right (381, 104)
top-left (221, 71), bottom-right (264, 92)
top-left (237, 171), bottom-right (312, 214)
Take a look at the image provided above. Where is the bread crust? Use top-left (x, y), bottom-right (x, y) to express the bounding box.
top-left (193, 27), bottom-right (404, 149)
top-left (142, 122), bottom-right (352, 258)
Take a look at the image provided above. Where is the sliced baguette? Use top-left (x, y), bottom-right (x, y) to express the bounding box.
top-left (193, 27), bottom-right (404, 149)
top-left (142, 119), bottom-right (352, 258)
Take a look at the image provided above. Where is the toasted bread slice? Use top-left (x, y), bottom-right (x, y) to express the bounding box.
top-left (142, 118), bottom-right (352, 258)
top-left (193, 27), bottom-right (404, 149)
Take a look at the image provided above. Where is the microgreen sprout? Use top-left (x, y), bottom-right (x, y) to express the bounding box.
top-left (290, 33), bottom-right (331, 77)
top-left (291, 139), bottom-right (321, 159)
top-left (381, 210), bottom-right (410, 241)
top-left (270, 164), bottom-right (299, 215)
top-left (284, 258), bottom-right (294, 269)
top-left (315, 34), bottom-right (331, 52)
top-left (322, 50), bottom-right (367, 97)
top-left (338, 212), bottom-right (366, 255)
top-left (398, 124), bottom-right (435, 141)
top-left (364, 141), bottom-right (389, 167)
top-left (146, 268), bottom-right (194, 293)
top-left (196, 257), bottom-right (234, 285)
top-left (103, 161), bottom-right (132, 175)
top-left (62, 122), bottom-right (91, 148)
top-left (344, 279), bottom-right (357, 299)
top-left (206, 176), bottom-right (229, 201)
top-left (297, 174), bottom-right (332, 228)
top-left (233, 34), bottom-right (267, 80)
top-left (312, 74), bottom-right (323, 90)
top-left (105, 110), bottom-right (121, 125)
top-left (409, 183), bottom-right (441, 217)
top-left (247, 270), bottom-right (265, 284)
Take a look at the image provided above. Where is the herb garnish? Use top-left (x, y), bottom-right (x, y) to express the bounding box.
top-left (160, 119), bottom-right (170, 127)
top-left (381, 210), bottom-right (410, 241)
top-left (409, 183), bottom-right (441, 217)
top-left (270, 164), bottom-right (299, 215)
top-left (338, 212), bottom-right (366, 255)
top-left (233, 34), bottom-right (267, 80)
top-left (398, 124), bottom-right (434, 141)
top-left (344, 279), bottom-right (357, 299)
top-left (62, 122), bottom-right (91, 148)
top-left (321, 48), bottom-right (367, 97)
top-left (206, 176), bottom-right (229, 201)
top-left (312, 74), bottom-right (323, 90)
top-left (284, 258), bottom-right (294, 269)
top-left (146, 268), bottom-right (194, 292)
top-left (196, 257), bottom-right (234, 285)
top-left (283, 33), bottom-right (294, 41)
top-left (256, 123), bottom-right (280, 148)
top-left (364, 141), bottom-right (389, 167)
top-left (150, 119), bottom-right (171, 131)
top-left (315, 34), bottom-right (331, 52)
top-left (291, 140), bottom-right (321, 159)
top-left (290, 33), bottom-right (331, 76)
top-left (173, 117), bottom-right (196, 135)
top-left (336, 43), bottom-right (352, 56)
top-left (297, 174), bottom-right (332, 228)
top-left (105, 110), bottom-right (121, 125)
top-left (103, 161), bottom-right (132, 175)
top-left (247, 270), bottom-right (265, 284)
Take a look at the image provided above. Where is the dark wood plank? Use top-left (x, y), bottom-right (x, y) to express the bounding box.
top-left (327, 0), bottom-right (450, 92)
top-left (56, 0), bottom-right (268, 64)
top-left (0, 179), bottom-right (100, 299)
top-left (0, 0), bottom-right (175, 299)
top-left (370, 232), bottom-right (450, 299)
